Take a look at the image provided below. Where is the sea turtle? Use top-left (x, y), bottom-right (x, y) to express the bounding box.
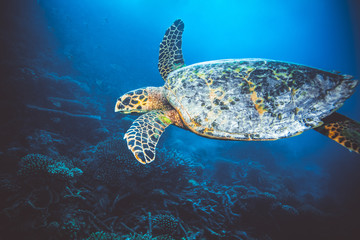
top-left (115, 19), bottom-right (360, 164)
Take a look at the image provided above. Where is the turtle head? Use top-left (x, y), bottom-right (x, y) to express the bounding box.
top-left (115, 88), bottom-right (150, 114)
top-left (115, 87), bottom-right (171, 114)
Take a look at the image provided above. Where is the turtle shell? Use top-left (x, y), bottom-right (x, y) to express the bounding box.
top-left (164, 59), bottom-right (358, 140)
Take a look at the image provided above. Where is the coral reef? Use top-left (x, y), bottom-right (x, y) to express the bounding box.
top-left (87, 231), bottom-right (122, 240)
top-left (18, 153), bottom-right (83, 180)
top-left (152, 214), bottom-right (179, 235)
top-left (88, 138), bottom-right (202, 192)
top-left (0, 136), bottom-right (346, 240)
top-left (90, 137), bottom-right (151, 186)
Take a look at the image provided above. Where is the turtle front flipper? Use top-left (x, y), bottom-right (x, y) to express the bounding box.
top-left (158, 19), bottom-right (185, 80)
top-left (314, 112), bottom-right (360, 154)
top-left (124, 110), bottom-right (173, 164)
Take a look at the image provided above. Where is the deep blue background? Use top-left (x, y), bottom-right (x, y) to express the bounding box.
top-left (37, 0), bottom-right (360, 155)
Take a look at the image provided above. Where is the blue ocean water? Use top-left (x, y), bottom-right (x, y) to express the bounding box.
top-left (0, 0), bottom-right (359, 239)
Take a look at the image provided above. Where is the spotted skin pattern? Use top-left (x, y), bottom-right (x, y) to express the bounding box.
top-left (315, 112), bottom-right (360, 153)
top-left (115, 89), bottom-right (149, 113)
top-left (165, 59), bottom-right (358, 140)
top-left (158, 19), bottom-right (185, 81)
top-left (124, 110), bottom-right (171, 164)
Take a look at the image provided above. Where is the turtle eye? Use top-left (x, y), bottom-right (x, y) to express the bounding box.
top-left (122, 97), bottom-right (131, 106)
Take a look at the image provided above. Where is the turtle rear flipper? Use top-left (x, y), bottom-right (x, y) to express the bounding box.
top-left (314, 112), bottom-right (360, 154)
top-left (124, 110), bottom-right (172, 164)
top-left (158, 19), bottom-right (185, 80)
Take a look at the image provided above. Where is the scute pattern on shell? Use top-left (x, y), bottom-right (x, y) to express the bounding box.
top-left (164, 59), bottom-right (358, 140)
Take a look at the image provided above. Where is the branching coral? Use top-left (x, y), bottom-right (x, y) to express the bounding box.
top-left (86, 231), bottom-right (122, 240)
top-left (61, 218), bottom-right (82, 239)
top-left (92, 137), bottom-right (151, 186)
top-left (18, 153), bottom-right (83, 180)
top-left (48, 161), bottom-right (83, 179)
top-left (152, 214), bottom-right (179, 235)
top-left (18, 153), bottom-right (54, 177)
top-left (90, 137), bottom-right (203, 190)
top-left (153, 235), bottom-right (176, 240)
